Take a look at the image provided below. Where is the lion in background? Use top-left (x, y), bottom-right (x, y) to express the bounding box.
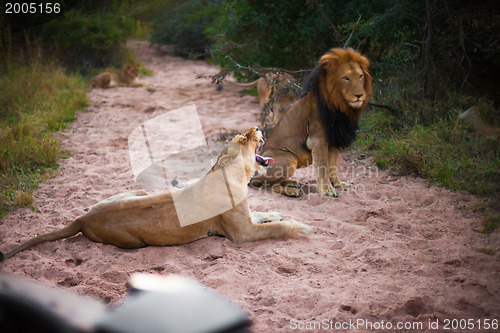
top-left (90, 63), bottom-right (145, 89)
top-left (251, 48), bottom-right (372, 197)
top-left (227, 72), bottom-right (298, 122)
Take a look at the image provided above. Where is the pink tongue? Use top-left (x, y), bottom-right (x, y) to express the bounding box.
top-left (256, 154), bottom-right (275, 165)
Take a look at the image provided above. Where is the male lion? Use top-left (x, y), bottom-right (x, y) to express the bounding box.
top-left (0, 127), bottom-right (311, 261)
top-left (90, 63), bottom-right (145, 89)
top-left (251, 48), bottom-right (372, 197)
top-left (227, 73), bottom-right (297, 122)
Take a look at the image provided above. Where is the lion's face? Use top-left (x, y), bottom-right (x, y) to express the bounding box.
top-left (336, 62), bottom-right (366, 109)
top-left (318, 48), bottom-right (372, 116)
top-left (125, 64), bottom-right (140, 79)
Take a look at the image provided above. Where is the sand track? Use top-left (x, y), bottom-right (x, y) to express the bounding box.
top-left (1, 40), bottom-right (498, 332)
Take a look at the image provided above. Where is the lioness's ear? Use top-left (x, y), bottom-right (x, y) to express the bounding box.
top-left (235, 134), bottom-right (248, 145)
top-left (217, 146), bottom-right (239, 167)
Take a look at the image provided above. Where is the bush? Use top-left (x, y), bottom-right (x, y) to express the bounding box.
top-left (150, 0), bottom-right (223, 58)
top-left (41, 10), bottom-right (134, 71)
top-left (0, 62), bottom-right (87, 216)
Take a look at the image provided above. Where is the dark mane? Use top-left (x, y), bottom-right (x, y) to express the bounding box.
top-left (300, 66), bottom-right (358, 149)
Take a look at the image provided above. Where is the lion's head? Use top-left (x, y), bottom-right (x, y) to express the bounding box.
top-left (312, 48), bottom-right (372, 119)
top-left (124, 64), bottom-right (140, 80)
top-left (299, 48), bottom-right (372, 149)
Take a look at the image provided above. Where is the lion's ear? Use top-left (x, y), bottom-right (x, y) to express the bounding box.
top-left (357, 55), bottom-right (370, 73)
top-left (318, 49), bottom-right (340, 72)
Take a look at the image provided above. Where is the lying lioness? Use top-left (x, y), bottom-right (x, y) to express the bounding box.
top-left (0, 127), bottom-right (311, 261)
top-left (90, 63), bottom-right (145, 89)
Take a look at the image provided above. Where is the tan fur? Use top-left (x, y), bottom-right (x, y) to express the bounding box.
top-left (227, 73), bottom-right (297, 122)
top-left (459, 107), bottom-right (500, 137)
top-left (90, 64), bottom-right (145, 89)
top-left (251, 48), bottom-right (372, 197)
top-left (0, 127), bottom-right (311, 261)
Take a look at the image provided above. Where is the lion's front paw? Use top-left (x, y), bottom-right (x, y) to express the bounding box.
top-left (319, 183), bottom-right (338, 197)
top-left (333, 181), bottom-right (350, 189)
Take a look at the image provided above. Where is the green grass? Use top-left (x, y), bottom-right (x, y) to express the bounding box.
top-left (0, 62), bottom-right (88, 216)
top-left (353, 86), bottom-right (500, 225)
top-left (139, 66), bottom-right (153, 76)
top-left (476, 215), bottom-right (500, 234)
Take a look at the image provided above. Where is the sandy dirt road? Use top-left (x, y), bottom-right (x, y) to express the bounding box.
top-left (1, 40), bottom-right (498, 332)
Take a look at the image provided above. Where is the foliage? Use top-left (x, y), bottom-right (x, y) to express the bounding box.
top-left (150, 0), bottom-right (223, 58)
top-left (0, 62), bottom-right (87, 216)
top-left (41, 10), bottom-right (134, 71)
top-left (476, 215), bottom-right (500, 235)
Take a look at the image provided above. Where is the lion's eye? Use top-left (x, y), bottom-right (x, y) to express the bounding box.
top-left (359, 74), bottom-right (364, 79)
top-left (342, 76), bottom-right (350, 81)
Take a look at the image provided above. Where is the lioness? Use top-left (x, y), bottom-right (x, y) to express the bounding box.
top-left (90, 63), bottom-right (145, 89)
top-left (0, 127), bottom-right (311, 261)
top-left (251, 48), bottom-right (372, 197)
top-left (227, 73), bottom-right (297, 122)
top-left (459, 107), bottom-right (500, 137)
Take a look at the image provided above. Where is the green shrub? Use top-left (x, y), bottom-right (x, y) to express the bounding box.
top-left (150, 0), bottom-right (222, 58)
top-left (0, 62), bottom-right (87, 216)
top-left (41, 10), bottom-right (134, 71)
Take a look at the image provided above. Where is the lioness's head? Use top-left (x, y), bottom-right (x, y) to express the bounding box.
top-left (214, 127), bottom-right (274, 181)
top-left (318, 48), bottom-right (372, 116)
top-left (125, 63), bottom-right (140, 79)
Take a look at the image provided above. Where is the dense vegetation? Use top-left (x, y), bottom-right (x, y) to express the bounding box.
top-left (1, 1), bottom-right (498, 230)
top-left (0, 1), bottom-right (135, 215)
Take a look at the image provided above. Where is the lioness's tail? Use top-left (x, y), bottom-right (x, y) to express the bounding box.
top-left (226, 79), bottom-right (259, 88)
top-left (0, 218), bottom-right (84, 262)
top-left (459, 107), bottom-right (500, 137)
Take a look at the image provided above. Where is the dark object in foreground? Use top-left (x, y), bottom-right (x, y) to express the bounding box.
top-left (0, 273), bottom-right (250, 333)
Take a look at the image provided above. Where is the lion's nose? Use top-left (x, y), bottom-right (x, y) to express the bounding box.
top-left (355, 94), bottom-right (364, 99)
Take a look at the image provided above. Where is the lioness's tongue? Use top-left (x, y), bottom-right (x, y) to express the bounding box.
top-left (256, 154), bottom-right (274, 166)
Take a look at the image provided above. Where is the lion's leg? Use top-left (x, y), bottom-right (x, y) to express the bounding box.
top-left (309, 138), bottom-right (336, 196)
top-left (250, 152), bottom-right (302, 197)
top-left (328, 147), bottom-right (349, 189)
top-left (131, 78), bottom-right (147, 87)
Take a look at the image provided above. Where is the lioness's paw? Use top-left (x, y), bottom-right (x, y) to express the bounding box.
top-left (286, 220), bottom-right (313, 237)
top-left (252, 211), bottom-right (283, 224)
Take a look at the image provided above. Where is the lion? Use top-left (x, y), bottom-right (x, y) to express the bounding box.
top-left (0, 127), bottom-right (312, 261)
top-left (459, 107), bottom-right (500, 137)
top-left (90, 63), bottom-right (145, 89)
top-left (250, 48), bottom-right (372, 197)
top-left (227, 73), bottom-right (297, 122)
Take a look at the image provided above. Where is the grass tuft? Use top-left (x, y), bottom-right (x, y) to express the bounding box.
top-left (0, 62), bottom-right (87, 215)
